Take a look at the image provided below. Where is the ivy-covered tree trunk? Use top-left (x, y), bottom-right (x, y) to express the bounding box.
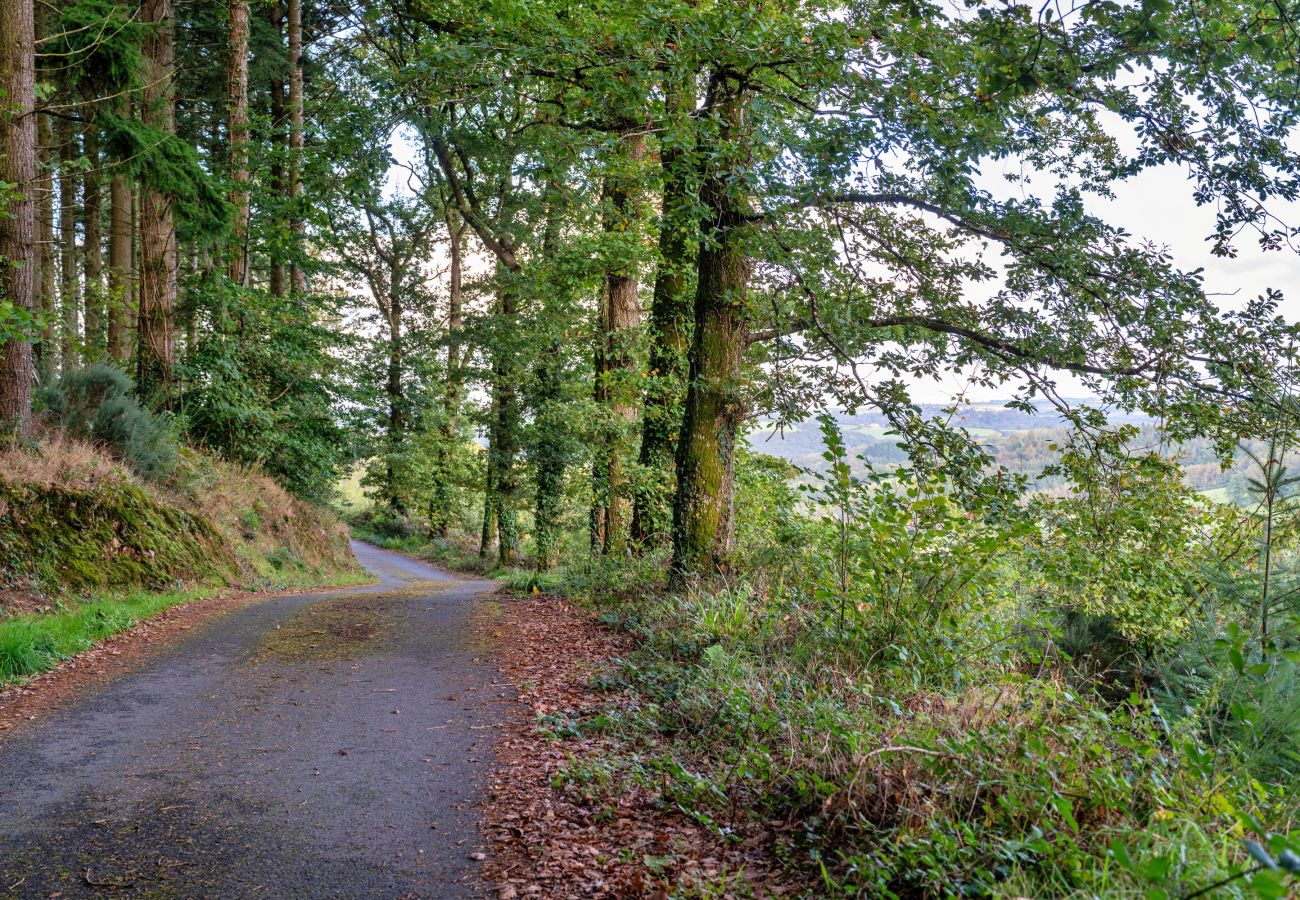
top-left (0, 0), bottom-right (37, 435)
top-left (138, 0), bottom-right (177, 400)
top-left (490, 283), bottom-right (522, 568)
top-left (58, 116), bottom-right (80, 373)
top-left (82, 119), bottom-right (104, 361)
top-left (531, 179), bottom-right (568, 571)
top-left (632, 80), bottom-right (696, 547)
top-left (591, 131), bottom-right (645, 556)
top-left (428, 208), bottom-right (465, 538)
top-left (227, 0), bottom-right (251, 288)
top-left (670, 78), bottom-right (751, 582)
top-left (384, 289), bottom-right (405, 516)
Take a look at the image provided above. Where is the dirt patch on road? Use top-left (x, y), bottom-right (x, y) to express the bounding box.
top-left (0, 588), bottom-right (292, 742)
top-left (253, 582), bottom-right (451, 663)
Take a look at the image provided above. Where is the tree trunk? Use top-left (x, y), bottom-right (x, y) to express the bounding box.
top-left (0, 0), bottom-right (37, 435)
top-left (384, 288), bottom-right (406, 515)
top-left (107, 167), bottom-right (133, 363)
top-left (227, 0), bottom-right (251, 287)
top-left (58, 115), bottom-right (80, 372)
top-left (36, 110), bottom-right (56, 372)
top-left (532, 181), bottom-right (568, 570)
top-left (490, 282), bottom-right (521, 568)
top-left (633, 80), bottom-right (696, 547)
top-left (591, 131), bottom-right (645, 556)
top-left (138, 0), bottom-right (177, 401)
top-left (671, 78), bottom-right (751, 582)
top-left (82, 118), bottom-right (103, 361)
top-left (287, 0), bottom-right (305, 293)
top-left (429, 209), bottom-right (465, 538)
top-left (268, 0), bottom-right (287, 298)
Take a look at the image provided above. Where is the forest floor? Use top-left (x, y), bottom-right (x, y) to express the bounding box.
top-left (0, 542), bottom-right (505, 898)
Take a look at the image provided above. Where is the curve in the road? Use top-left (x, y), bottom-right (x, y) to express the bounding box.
top-left (0, 541), bottom-right (504, 899)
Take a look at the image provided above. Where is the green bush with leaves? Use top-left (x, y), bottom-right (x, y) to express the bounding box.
top-left (38, 365), bottom-right (177, 479)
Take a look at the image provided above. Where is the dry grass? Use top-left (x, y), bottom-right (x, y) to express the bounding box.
top-left (0, 431), bottom-right (135, 492)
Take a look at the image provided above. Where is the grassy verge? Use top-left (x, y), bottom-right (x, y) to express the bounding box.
top-left (0, 584), bottom-right (221, 683)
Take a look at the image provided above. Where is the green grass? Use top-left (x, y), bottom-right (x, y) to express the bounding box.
top-left (0, 585), bottom-right (221, 684)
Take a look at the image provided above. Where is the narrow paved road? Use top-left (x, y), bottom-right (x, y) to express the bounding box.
top-left (0, 542), bottom-right (504, 899)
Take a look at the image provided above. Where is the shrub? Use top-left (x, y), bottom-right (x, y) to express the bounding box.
top-left (38, 364), bottom-right (177, 479)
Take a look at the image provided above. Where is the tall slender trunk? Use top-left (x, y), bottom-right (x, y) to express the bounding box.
top-left (633, 80), bottom-right (697, 547)
top-left (429, 210), bottom-right (465, 538)
top-left (36, 111), bottom-right (56, 372)
top-left (532, 180), bottom-right (568, 570)
top-left (82, 118), bottom-right (104, 361)
top-left (138, 0), bottom-right (177, 400)
top-left (108, 164), bottom-right (133, 363)
top-left (268, 0), bottom-right (287, 298)
top-left (671, 77), bottom-right (751, 582)
top-left (58, 115), bottom-right (80, 372)
top-left (490, 282), bottom-right (521, 567)
top-left (384, 287), bottom-right (406, 515)
top-left (0, 0), bottom-right (37, 434)
top-left (287, 0), bottom-right (305, 293)
top-left (591, 131), bottom-right (646, 556)
top-left (227, 0), bottom-right (251, 288)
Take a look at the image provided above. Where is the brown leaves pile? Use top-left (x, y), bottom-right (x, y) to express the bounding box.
top-left (480, 592), bottom-right (798, 898)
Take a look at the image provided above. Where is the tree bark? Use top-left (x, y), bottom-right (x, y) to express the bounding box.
top-left (227, 0), bottom-right (251, 287)
top-left (107, 165), bottom-right (133, 363)
top-left (268, 0), bottom-right (287, 298)
top-left (531, 180), bottom-right (568, 570)
top-left (384, 286), bottom-right (405, 515)
top-left (490, 281), bottom-right (521, 567)
top-left (57, 115), bottom-right (80, 372)
top-left (36, 111), bottom-right (56, 371)
top-left (287, 0), bottom-right (305, 293)
top-left (591, 131), bottom-right (645, 556)
top-left (671, 77), bottom-right (751, 582)
top-left (428, 206), bottom-right (465, 538)
top-left (0, 0), bottom-right (37, 434)
top-left (138, 0), bottom-right (177, 400)
top-left (82, 118), bottom-right (104, 361)
top-left (633, 80), bottom-right (697, 547)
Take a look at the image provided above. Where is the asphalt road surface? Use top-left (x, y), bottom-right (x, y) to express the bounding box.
top-left (0, 542), bottom-right (504, 899)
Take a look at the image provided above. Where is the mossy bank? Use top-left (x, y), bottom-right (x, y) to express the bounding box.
top-left (0, 437), bottom-right (363, 683)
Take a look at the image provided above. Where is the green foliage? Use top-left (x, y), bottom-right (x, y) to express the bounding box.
top-left (0, 586), bottom-right (217, 683)
top-left (38, 365), bottom-right (178, 479)
top-left (55, 0), bottom-right (144, 94)
top-left (100, 111), bottom-right (231, 246)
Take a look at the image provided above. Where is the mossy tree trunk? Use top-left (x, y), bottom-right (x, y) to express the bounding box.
top-left (632, 79), bottom-right (697, 548)
top-left (226, 0), bottom-right (251, 288)
top-left (670, 75), bottom-right (751, 583)
top-left (591, 130), bottom-right (646, 557)
top-left (0, 0), bottom-right (37, 436)
top-left (428, 204), bottom-right (466, 538)
top-left (138, 0), bottom-right (177, 401)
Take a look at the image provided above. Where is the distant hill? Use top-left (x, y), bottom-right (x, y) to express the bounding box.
top-left (746, 402), bottom-right (1255, 500)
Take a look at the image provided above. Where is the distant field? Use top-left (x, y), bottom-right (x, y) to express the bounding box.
top-left (336, 463), bottom-right (372, 513)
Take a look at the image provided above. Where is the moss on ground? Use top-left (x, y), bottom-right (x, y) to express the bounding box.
top-left (0, 480), bottom-right (228, 599)
top-left (254, 583), bottom-right (451, 663)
